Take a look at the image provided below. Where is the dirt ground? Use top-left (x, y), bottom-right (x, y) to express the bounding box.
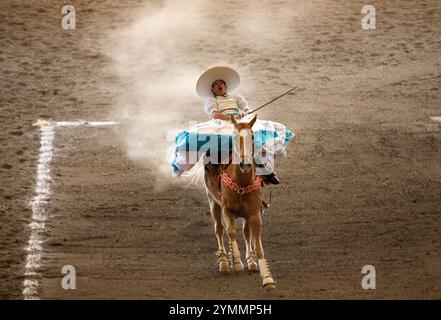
top-left (1, 0), bottom-right (440, 299)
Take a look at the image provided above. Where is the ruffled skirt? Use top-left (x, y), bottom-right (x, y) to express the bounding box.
top-left (171, 116), bottom-right (294, 175)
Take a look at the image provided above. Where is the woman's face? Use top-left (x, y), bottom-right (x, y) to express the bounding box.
top-left (211, 80), bottom-right (227, 96)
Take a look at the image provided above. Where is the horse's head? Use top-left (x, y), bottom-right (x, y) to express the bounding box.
top-left (231, 115), bottom-right (257, 174)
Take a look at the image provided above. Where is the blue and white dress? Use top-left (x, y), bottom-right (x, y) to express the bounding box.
top-left (172, 94), bottom-right (294, 175)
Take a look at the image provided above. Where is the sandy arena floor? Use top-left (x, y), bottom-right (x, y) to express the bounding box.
top-left (0, 0), bottom-right (440, 299)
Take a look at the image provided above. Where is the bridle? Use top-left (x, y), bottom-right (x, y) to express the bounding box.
top-left (219, 124), bottom-right (263, 201)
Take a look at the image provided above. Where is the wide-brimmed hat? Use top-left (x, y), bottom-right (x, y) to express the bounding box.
top-left (196, 66), bottom-right (240, 98)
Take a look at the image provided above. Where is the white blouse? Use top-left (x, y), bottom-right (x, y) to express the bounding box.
top-left (204, 94), bottom-right (251, 116)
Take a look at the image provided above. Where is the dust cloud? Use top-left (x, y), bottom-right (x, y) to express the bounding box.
top-left (104, 0), bottom-right (297, 181)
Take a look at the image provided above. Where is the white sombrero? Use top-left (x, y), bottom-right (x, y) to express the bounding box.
top-left (196, 66), bottom-right (240, 98)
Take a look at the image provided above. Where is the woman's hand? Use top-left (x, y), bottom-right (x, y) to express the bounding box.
top-left (240, 109), bottom-right (252, 118)
top-left (212, 111), bottom-right (233, 121)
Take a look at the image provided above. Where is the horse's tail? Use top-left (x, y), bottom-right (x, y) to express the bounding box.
top-left (181, 157), bottom-right (205, 188)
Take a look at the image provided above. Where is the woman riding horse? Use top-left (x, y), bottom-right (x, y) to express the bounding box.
top-left (171, 66), bottom-right (294, 288)
top-left (196, 66), bottom-right (280, 185)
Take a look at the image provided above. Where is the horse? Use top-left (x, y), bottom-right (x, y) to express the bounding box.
top-left (203, 115), bottom-right (276, 289)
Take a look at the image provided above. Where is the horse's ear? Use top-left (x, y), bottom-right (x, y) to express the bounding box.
top-left (249, 114), bottom-right (257, 127)
top-left (230, 115), bottom-right (237, 125)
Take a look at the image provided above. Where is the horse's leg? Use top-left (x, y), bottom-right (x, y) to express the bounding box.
top-left (223, 208), bottom-right (244, 272)
top-left (248, 213), bottom-right (275, 288)
top-left (242, 218), bottom-right (258, 272)
top-left (208, 196), bottom-right (229, 273)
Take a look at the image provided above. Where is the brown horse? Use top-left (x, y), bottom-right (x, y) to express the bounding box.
top-left (203, 115), bottom-right (276, 289)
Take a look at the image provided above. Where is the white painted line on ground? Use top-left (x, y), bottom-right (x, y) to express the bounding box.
top-left (430, 116), bottom-right (441, 123)
top-left (23, 120), bottom-right (119, 300)
top-left (55, 120), bottom-right (119, 127)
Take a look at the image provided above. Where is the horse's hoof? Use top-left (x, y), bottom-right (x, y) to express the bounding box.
top-left (262, 276), bottom-right (276, 289)
top-left (219, 261), bottom-right (229, 273)
top-left (233, 261), bottom-right (244, 273)
top-left (247, 261), bottom-right (259, 272)
top-left (263, 282), bottom-right (276, 290)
